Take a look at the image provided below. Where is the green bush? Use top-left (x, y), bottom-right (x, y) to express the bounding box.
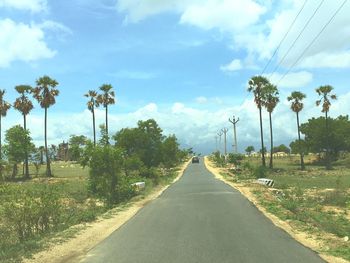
top-left (140, 167), bottom-right (160, 185)
top-left (253, 166), bottom-right (269, 178)
top-left (227, 153), bottom-right (245, 166)
top-left (88, 146), bottom-right (124, 206)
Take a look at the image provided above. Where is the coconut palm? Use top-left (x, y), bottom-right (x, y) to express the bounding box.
top-left (14, 85), bottom-right (34, 179)
top-left (262, 84), bottom-right (279, 169)
top-left (316, 85), bottom-right (337, 170)
top-left (97, 84), bottom-right (115, 144)
top-left (0, 89), bottom-right (11, 160)
top-left (287, 91), bottom-right (306, 170)
top-left (84, 90), bottom-right (100, 146)
top-left (32, 76), bottom-right (59, 177)
top-left (248, 76), bottom-right (270, 167)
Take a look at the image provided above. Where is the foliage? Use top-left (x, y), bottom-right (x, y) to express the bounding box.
top-left (99, 124), bottom-right (110, 146)
top-left (245, 146), bottom-right (255, 155)
top-left (300, 115), bottom-right (350, 160)
top-left (227, 153), bottom-right (245, 166)
top-left (161, 135), bottom-right (181, 168)
top-left (252, 165), bottom-right (269, 178)
top-left (4, 125), bottom-right (35, 178)
top-left (211, 151), bottom-right (226, 167)
top-left (289, 139), bottom-right (308, 155)
top-left (87, 146), bottom-right (128, 206)
top-left (69, 135), bottom-right (88, 161)
top-left (272, 144), bottom-right (290, 154)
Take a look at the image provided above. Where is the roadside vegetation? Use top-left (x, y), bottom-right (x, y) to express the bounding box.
top-left (0, 79), bottom-right (190, 262)
top-left (210, 153), bottom-right (350, 261)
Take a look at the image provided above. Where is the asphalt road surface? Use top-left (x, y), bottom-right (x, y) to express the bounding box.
top-left (81, 158), bottom-right (324, 263)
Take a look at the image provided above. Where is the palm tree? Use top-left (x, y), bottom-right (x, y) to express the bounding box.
top-left (0, 90), bottom-right (11, 160)
top-left (84, 90), bottom-right (99, 146)
top-left (316, 85), bottom-right (337, 170)
top-left (32, 76), bottom-right (59, 177)
top-left (14, 85), bottom-right (34, 179)
top-left (262, 84), bottom-right (279, 169)
top-left (287, 91), bottom-right (306, 170)
top-left (97, 84), bottom-right (115, 144)
top-left (248, 76), bottom-right (270, 167)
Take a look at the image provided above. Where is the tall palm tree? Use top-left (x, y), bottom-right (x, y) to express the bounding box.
top-left (14, 85), bottom-right (34, 179)
top-left (248, 76), bottom-right (270, 167)
top-left (97, 84), bottom-right (115, 144)
top-left (316, 85), bottom-right (337, 170)
top-left (32, 76), bottom-right (59, 177)
top-left (287, 91), bottom-right (306, 170)
top-left (0, 90), bottom-right (11, 160)
top-left (84, 90), bottom-right (99, 146)
top-left (262, 84), bottom-right (279, 169)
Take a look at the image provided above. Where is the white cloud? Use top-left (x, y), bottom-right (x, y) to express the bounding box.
top-left (220, 59), bottom-right (243, 72)
top-left (266, 71), bottom-right (313, 88)
top-left (195, 96), bottom-right (208, 104)
top-left (38, 20), bottom-right (73, 36)
top-left (0, 0), bottom-right (47, 12)
top-left (0, 19), bottom-right (56, 67)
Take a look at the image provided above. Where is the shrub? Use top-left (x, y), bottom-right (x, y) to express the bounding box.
top-left (253, 165), bottom-right (269, 178)
top-left (140, 167), bottom-right (160, 185)
top-left (88, 146), bottom-right (124, 206)
top-left (227, 153), bottom-right (245, 166)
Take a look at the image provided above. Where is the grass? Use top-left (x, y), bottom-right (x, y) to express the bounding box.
top-left (0, 161), bottom-right (185, 263)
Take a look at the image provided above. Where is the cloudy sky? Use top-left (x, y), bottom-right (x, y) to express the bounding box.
top-left (0, 0), bottom-right (350, 154)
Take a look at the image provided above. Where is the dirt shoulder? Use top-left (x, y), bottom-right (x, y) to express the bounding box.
top-left (204, 156), bottom-right (349, 263)
top-left (24, 160), bottom-right (190, 263)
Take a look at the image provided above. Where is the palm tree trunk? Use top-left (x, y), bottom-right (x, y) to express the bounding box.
top-left (45, 107), bottom-right (52, 177)
top-left (269, 112), bottom-right (273, 169)
top-left (105, 104), bottom-right (109, 145)
top-left (325, 111), bottom-right (331, 170)
top-left (24, 114), bottom-right (30, 179)
top-left (92, 106), bottom-right (96, 146)
top-left (259, 106), bottom-right (266, 167)
top-left (296, 112), bottom-right (305, 170)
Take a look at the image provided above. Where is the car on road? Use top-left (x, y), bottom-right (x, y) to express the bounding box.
top-left (192, 156), bottom-right (199, 163)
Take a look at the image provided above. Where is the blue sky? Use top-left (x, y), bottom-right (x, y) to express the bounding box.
top-left (1, 0), bottom-right (350, 154)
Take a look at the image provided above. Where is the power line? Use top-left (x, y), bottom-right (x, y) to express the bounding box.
top-left (261, 0), bottom-right (308, 75)
top-left (277, 0), bottom-right (348, 85)
top-left (269, 0), bottom-right (325, 78)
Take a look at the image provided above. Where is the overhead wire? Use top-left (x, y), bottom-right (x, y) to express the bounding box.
top-left (261, 0), bottom-right (309, 75)
top-left (277, 0), bottom-right (348, 85)
top-left (269, 0), bottom-right (325, 79)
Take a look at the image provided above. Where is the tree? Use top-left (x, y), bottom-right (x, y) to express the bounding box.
top-left (248, 75), bottom-right (270, 167)
top-left (0, 90), bottom-right (11, 160)
top-left (300, 115), bottom-right (350, 160)
top-left (69, 135), bottom-right (88, 161)
top-left (273, 144), bottom-right (290, 154)
top-left (97, 84), bottom-right (115, 144)
top-left (315, 85), bottom-right (337, 169)
top-left (14, 85), bottom-right (34, 179)
top-left (32, 76), bottom-right (59, 177)
top-left (4, 125), bottom-right (35, 179)
top-left (245, 146), bottom-right (255, 156)
top-left (262, 83), bottom-right (279, 169)
top-left (287, 91), bottom-right (306, 170)
top-left (290, 139), bottom-right (308, 155)
top-left (84, 90), bottom-right (99, 146)
top-left (161, 135), bottom-right (180, 168)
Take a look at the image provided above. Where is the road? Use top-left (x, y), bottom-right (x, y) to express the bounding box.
top-left (81, 158), bottom-right (324, 263)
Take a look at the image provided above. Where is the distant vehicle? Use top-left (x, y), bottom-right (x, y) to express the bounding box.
top-left (192, 156), bottom-right (199, 163)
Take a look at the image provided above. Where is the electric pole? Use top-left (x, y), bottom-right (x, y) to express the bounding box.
top-left (217, 131), bottom-right (223, 154)
top-left (215, 135), bottom-right (218, 152)
top-left (229, 116), bottom-right (240, 154)
top-left (221, 128), bottom-right (228, 156)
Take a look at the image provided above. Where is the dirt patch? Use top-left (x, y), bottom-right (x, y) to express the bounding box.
top-left (204, 156), bottom-right (349, 263)
top-left (24, 160), bottom-right (190, 263)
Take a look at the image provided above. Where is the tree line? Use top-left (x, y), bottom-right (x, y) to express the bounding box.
top-left (247, 75), bottom-right (344, 170)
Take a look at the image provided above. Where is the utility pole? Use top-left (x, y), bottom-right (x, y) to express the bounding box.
top-left (215, 136), bottom-right (218, 152)
top-left (221, 128), bottom-right (228, 156)
top-left (229, 116), bottom-right (240, 154)
top-left (217, 131), bottom-right (223, 154)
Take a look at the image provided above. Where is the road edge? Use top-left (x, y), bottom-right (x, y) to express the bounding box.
top-left (204, 156), bottom-right (348, 263)
top-left (24, 159), bottom-right (191, 263)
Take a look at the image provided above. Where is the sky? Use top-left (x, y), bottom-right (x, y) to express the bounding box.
top-left (0, 0), bottom-right (350, 154)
